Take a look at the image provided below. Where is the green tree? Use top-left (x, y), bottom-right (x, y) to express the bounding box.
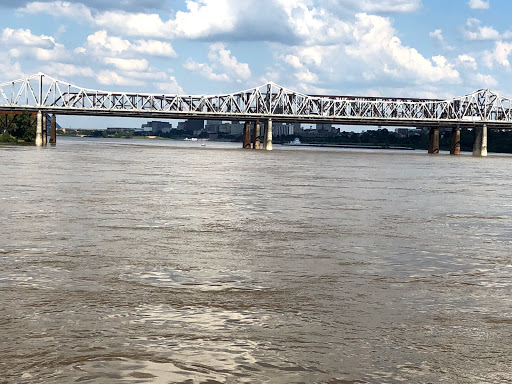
top-left (0, 111), bottom-right (36, 143)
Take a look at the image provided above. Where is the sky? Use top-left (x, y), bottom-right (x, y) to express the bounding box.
top-left (0, 0), bottom-right (510, 129)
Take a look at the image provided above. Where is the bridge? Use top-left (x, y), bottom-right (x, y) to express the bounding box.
top-left (2, 73), bottom-right (512, 155)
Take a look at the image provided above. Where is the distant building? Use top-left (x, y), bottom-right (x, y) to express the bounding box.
top-left (316, 123), bottom-right (340, 137)
top-left (273, 123), bottom-right (294, 136)
top-left (107, 127), bottom-right (135, 133)
top-left (395, 127), bottom-right (423, 137)
top-left (184, 119), bottom-right (204, 134)
top-left (141, 121), bottom-right (172, 133)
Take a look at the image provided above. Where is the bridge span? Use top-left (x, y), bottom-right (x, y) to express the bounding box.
top-left (2, 73), bottom-right (512, 155)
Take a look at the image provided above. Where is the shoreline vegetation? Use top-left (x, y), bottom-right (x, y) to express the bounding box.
top-left (3, 112), bottom-right (512, 153)
top-left (48, 126), bottom-right (512, 154)
top-left (0, 111), bottom-right (36, 144)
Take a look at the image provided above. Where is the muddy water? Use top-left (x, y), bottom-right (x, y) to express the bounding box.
top-left (1, 138), bottom-right (511, 383)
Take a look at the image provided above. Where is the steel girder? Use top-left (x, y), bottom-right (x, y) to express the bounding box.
top-left (1, 73), bottom-right (511, 128)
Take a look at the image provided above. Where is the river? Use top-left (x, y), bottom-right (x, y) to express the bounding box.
top-left (1, 138), bottom-right (511, 383)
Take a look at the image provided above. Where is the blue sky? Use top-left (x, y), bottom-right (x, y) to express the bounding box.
top-left (0, 0), bottom-right (510, 129)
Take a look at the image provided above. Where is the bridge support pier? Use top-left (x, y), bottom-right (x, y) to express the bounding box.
top-left (264, 119), bottom-right (273, 151)
top-left (253, 120), bottom-right (261, 149)
top-left (428, 127), bottom-right (439, 154)
top-left (473, 124), bottom-right (488, 157)
top-left (35, 111), bottom-right (43, 147)
top-left (42, 113), bottom-right (47, 146)
top-left (450, 127), bottom-right (461, 155)
top-left (243, 121), bottom-right (251, 149)
top-left (50, 115), bottom-right (57, 145)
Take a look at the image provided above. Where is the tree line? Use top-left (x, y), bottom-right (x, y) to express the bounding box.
top-left (0, 111), bottom-right (36, 143)
top-left (277, 128), bottom-right (512, 153)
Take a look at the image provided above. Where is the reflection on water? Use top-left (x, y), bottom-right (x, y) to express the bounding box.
top-left (1, 137), bottom-right (511, 383)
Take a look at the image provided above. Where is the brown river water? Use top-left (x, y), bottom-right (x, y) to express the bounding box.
top-left (1, 138), bottom-right (511, 383)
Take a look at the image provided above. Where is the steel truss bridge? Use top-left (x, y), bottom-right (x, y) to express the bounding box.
top-left (1, 73), bottom-right (512, 129)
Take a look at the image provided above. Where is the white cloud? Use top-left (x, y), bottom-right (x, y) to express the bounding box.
top-left (85, 30), bottom-right (177, 58)
top-left (2, 28), bottom-right (68, 62)
top-left (349, 0), bottom-right (422, 13)
top-left (133, 40), bottom-right (177, 57)
top-left (0, 52), bottom-right (24, 80)
top-left (346, 14), bottom-right (459, 83)
top-left (429, 29), bottom-right (453, 50)
top-left (275, 13), bottom-right (459, 95)
top-left (463, 18), bottom-right (510, 40)
top-left (155, 76), bottom-right (185, 94)
top-left (96, 70), bottom-right (145, 86)
top-left (172, 0), bottom-right (236, 39)
top-left (41, 63), bottom-right (95, 78)
top-left (20, 1), bottom-right (93, 22)
top-left (87, 30), bottom-right (131, 53)
top-left (208, 43), bottom-right (251, 81)
top-left (458, 54), bottom-right (477, 69)
top-left (475, 73), bottom-right (498, 87)
top-left (183, 60), bottom-right (230, 82)
top-left (322, 0), bottom-right (422, 15)
top-left (468, 0), bottom-right (490, 10)
top-left (483, 41), bottom-right (512, 68)
top-left (105, 58), bottom-right (149, 72)
top-left (295, 69), bottom-right (318, 83)
top-left (184, 43), bottom-right (251, 83)
top-left (94, 11), bottom-right (172, 38)
top-left (1, 28), bottom-right (55, 48)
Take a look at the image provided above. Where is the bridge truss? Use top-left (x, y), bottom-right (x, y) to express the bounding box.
top-left (1, 73), bottom-right (511, 128)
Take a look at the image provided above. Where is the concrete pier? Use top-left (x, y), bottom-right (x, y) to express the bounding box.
top-left (428, 127), bottom-right (439, 154)
top-left (35, 111), bottom-right (43, 147)
top-left (253, 120), bottom-right (261, 149)
top-left (450, 127), bottom-right (461, 155)
top-left (42, 113), bottom-right (47, 146)
top-left (50, 115), bottom-right (57, 145)
top-left (243, 121), bottom-right (251, 149)
top-left (473, 124), bottom-right (488, 157)
top-left (264, 119), bottom-right (273, 151)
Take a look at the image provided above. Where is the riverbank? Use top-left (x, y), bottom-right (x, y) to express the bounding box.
top-left (281, 142), bottom-right (415, 150)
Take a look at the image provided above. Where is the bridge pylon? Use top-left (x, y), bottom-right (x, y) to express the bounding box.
top-left (253, 121), bottom-right (261, 149)
top-left (264, 119), bottom-right (273, 151)
top-left (35, 111), bottom-right (43, 147)
top-left (243, 121), bottom-right (251, 149)
top-left (473, 124), bottom-right (488, 157)
top-left (450, 128), bottom-right (461, 155)
top-left (428, 127), bottom-right (439, 154)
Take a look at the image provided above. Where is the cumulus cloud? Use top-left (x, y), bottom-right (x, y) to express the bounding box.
top-left (96, 70), bottom-right (145, 86)
top-left (429, 29), bottom-right (453, 50)
top-left (40, 63), bottom-right (95, 78)
top-left (457, 54), bottom-right (477, 69)
top-left (1, 28), bottom-right (68, 62)
top-left (155, 76), bottom-right (185, 94)
top-left (463, 18), bottom-right (511, 40)
top-left (474, 73), bottom-right (497, 87)
top-left (183, 60), bottom-right (230, 82)
top-left (0, 52), bottom-right (24, 80)
top-left (275, 13), bottom-right (459, 95)
top-left (483, 41), bottom-right (512, 68)
top-left (468, 0), bottom-right (490, 10)
top-left (1, 28), bottom-right (55, 48)
top-left (346, 14), bottom-right (459, 83)
top-left (104, 58), bottom-right (149, 72)
top-left (15, 0), bottom-right (170, 12)
top-left (20, 1), bottom-right (94, 22)
top-left (85, 30), bottom-right (177, 58)
top-left (207, 43), bottom-right (251, 81)
top-left (321, 0), bottom-right (422, 17)
top-left (184, 43), bottom-right (251, 83)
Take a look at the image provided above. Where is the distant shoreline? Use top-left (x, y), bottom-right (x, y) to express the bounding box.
top-left (281, 143), bottom-right (415, 150)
